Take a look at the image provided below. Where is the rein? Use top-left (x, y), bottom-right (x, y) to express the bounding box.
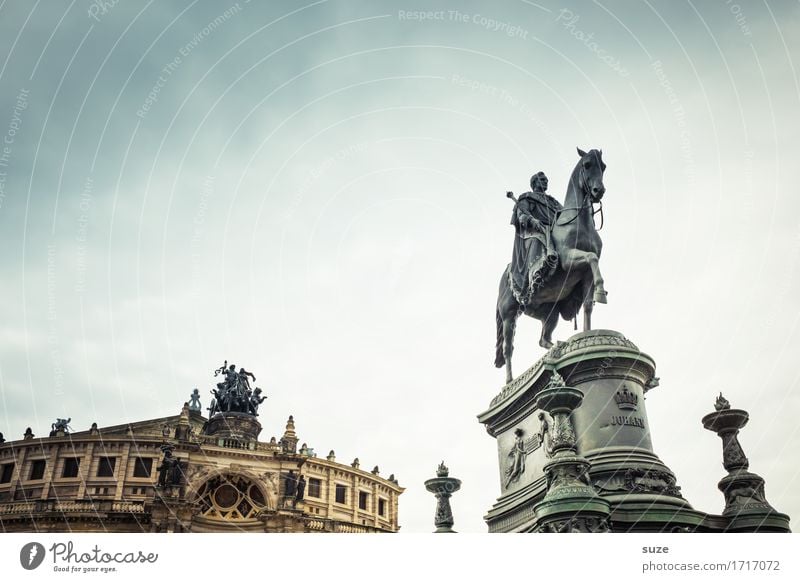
top-left (554, 162), bottom-right (604, 230)
top-left (555, 185), bottom-right (603, 230)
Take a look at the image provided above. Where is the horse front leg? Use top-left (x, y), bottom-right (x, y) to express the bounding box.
top-left (585, 252), bottom-right (607, 304)
top-left (562, 249), bottom-right (607, 304)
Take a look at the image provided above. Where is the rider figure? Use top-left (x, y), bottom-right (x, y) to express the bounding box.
top-left (509, 172), bottom-right (562, 305)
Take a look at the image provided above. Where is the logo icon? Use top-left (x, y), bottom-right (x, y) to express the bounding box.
top-left (19, 542), bottom-right (46, 570)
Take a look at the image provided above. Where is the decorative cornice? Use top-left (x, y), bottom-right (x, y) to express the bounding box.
top-left (548, 331), bottom-right (639, 360)
top-left (490, 352), bottom-right (552, 407)
top-left (488, 331), bottom-right (641, 410)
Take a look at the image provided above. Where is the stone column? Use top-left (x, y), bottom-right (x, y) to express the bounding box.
top-left (40, 443), bottom-right (60, 500)
top-left (702, 394), bottom-right (790, 532)
top-left (7, 445), bottom-right (30, 500)
top-left (114, 442), bottom-right (131, 501)
top-left (76, 442), bottom-right (94, 500)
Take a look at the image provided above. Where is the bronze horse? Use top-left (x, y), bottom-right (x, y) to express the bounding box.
top-left (495, 148), bottom-right (608, 384)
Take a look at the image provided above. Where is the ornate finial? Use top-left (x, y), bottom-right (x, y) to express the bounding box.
top-left (372, 466), bottom-right (380, 475)
top-left (0, 432), bottom-right (4, 444)
top-left (425, 462), bottom-right (461, 532)
top-left (351, 457), bottom-right (360, 469)
top-left (89, 422), bottom-right (99, 436)
top-left (188, 388), bottom-right (202, 412)
top-left (284, 415), bottom-right (296, 437)
top-left (715, 393), bottom-right (730, 411)
top-left (548, 370), bottom-right (567, 389)
top-left (327, 450), bottom-right (336, 461)
top-left (279, 415), bottom-right (299, 454)
top-left (300, 442), bottom-right (308, 455)
top-left (388, 473), bottom-right (397, 484)
top-left (23, 427), bottom-right (34, 440)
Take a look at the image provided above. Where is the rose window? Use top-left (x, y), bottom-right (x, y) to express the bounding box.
top-left (195, 474), bottom-right (267, 520)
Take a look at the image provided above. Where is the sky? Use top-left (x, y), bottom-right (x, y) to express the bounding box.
top-left (0, 0), bottom-right (799, 533)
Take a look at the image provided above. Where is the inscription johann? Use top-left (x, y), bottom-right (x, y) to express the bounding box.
top-left (610, 415), bottom-right (644, 429)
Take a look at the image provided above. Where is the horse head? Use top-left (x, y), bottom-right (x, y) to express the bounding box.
top-left (576, 147), bottom-right (606, 202)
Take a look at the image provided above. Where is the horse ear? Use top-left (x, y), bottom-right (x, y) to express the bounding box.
top-left (577, 147), bottom-right (587, 157)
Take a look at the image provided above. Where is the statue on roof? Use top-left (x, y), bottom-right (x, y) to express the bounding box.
top-left (188, 388), bottom-right (202, 412)
top-left (50, 418), bottom-right (72, 436)
top-left (209, 360), bottom-right (266, 416)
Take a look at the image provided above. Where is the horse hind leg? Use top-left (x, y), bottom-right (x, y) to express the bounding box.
top-left (494, 309), bottom-right (505, 368)
top-left (583, 296), bottom-right (594, 331)
top-left (581, 275), bottom-right (595, 331)
top-left (539, 307), bottom-right (558, 349)
top-left (502, 315), bottom-right (517, 384)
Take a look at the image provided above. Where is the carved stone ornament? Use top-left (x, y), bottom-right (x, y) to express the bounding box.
top-left (548, 333), bottom-right (638, 360)
top-left (721, 434), bottom-right (749, 472)
top-left (503, 413), bottom-right (554, 488)
top-left (622, 468), bottom-right (682, 497)
top-left (503, 429), bottom-right (527, 488)
top-left (614, 386), bottom-right (638, 411)
top-left (719, 472), bottom-right (774, 515)
top-left (538, 516), bottom-right (611, 533)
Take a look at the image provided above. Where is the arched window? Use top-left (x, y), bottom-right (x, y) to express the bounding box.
top-left (195, 474), bottom-right (268, 520)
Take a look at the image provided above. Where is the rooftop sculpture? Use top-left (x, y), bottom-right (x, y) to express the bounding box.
top-left (207, 360), bottom-right (266, 417)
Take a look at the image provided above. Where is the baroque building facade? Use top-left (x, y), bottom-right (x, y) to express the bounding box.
top-left (0, 399), bottom-right (403, 533)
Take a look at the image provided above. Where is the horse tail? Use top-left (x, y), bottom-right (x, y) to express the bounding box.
top-left (495, 308), bottom-right (505, 368)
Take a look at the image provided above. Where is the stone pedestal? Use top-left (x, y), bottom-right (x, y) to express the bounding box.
top-left (478, 329), bottom-right (702, 532)
top-left (204, 412), bottom-right (262, 442)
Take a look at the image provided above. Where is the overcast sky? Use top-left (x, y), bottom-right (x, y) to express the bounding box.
top-left (1, 0), bottom-right (799, 533)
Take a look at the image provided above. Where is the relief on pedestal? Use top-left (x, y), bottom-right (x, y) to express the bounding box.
top-left (538, 516), bottom-right (610, 533)
top-left (725, 480), bottom-right (767, 509)
top-left (503, 412), bottom-right (552, 488)
top-left (594, 468), bottom-right (682, 497)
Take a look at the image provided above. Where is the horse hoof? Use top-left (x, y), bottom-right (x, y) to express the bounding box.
top-left (540, 339), bottom-right (554, 349)
top-left (594, 290), bottom-right (608, 304)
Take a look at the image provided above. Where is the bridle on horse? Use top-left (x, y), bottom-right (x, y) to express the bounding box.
top-left (554, 158), bottom-right (604, 231)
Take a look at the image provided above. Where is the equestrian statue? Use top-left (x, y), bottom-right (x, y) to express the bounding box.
top-left (495, 148), bottom-right (608, 384)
